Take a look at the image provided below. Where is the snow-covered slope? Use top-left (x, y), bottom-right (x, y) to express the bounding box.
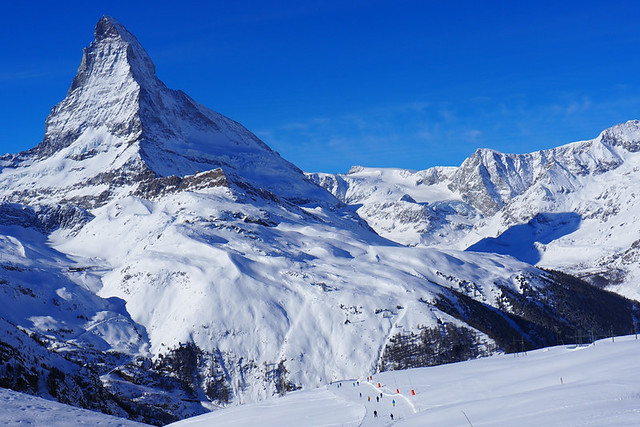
top-left (0, 219), bottom-right (147, 355)
top-left (46, 185), bottom-right (551, 394)
top-left (464, 122), bottom-right (640, 299)
top-left (0, 15), bottom-right (638, 424)
top-left (0, 387), bottom-right (146, 426)
top-left (170, 335), bottom-right (640, 426)
top-left (311, 121), bottom-right (640, 299)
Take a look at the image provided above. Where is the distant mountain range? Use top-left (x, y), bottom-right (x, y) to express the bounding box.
top-left (0, 16), bottom-right (637, 425)
top-left (310, 120), bottom-right (640, 300)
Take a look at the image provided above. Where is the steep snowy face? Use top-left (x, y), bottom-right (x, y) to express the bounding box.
top-left (0, 16), bottom-right (333, 207)
top-left (36, 16), bottom-right (152, 157)
top-left (467, 122), bottom-right (640, 297)
top-left (600, 119), bottom-right (640, 152)
top-left (449, 132), bottom-right (625, 216)
top-left (316, 121), bottom-right (636, 232)
top-left (449, 149), bottom-right (538, 215)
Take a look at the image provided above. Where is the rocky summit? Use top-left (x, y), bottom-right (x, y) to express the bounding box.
top-left (0, 15), bottom-right (331, 209)
top-left (0, 16), bottom-right (638, 426)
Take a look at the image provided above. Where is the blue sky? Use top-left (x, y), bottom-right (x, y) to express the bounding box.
top-left (1, 1), bottom-right (640, 173)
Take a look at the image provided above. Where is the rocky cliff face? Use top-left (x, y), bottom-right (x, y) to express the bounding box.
top-left (449, 126), bottom-right (627, 216)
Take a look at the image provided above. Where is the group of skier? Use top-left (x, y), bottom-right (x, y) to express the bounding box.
top-left (340, 378), bottom-right (397, 422)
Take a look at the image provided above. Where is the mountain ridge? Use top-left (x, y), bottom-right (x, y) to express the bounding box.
top-left (310, 120), bottom-right (640, 298)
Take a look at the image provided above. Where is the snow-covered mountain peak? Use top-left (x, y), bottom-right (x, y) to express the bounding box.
top-left (88, 15), bottom-right (156, 85)
top-left (446, 123), bottom-right (640, 216)
top-left (313, 120), bottom-right (640, 255)
top-left (598, 119), bottom-right (640, 152)
top-left (32, 16), bottom-right (158, 160)
top-left (0, 17), bottom-right (334, 207)
top-left (95, 15), bottom-right (141, 44)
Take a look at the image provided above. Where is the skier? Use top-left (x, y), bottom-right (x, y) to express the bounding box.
top-left (392, 399), bottom-right (396, 407)
top-left (368, 396), bottom-right (370, 402)
top-left (376, 396), bottom-right (379, 402)
top-left (373, 410), bottom-right (378, 418)
top-left (390, 413), bottom-right (394, 420)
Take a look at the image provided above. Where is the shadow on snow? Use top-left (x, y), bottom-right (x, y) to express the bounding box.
top-left (465, 212), bottom-right (581, 264)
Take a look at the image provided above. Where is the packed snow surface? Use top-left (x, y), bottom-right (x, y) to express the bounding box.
top-left (0, 387), bottom-right (145, 426)
top-left (171, 335), bottom-right (640, 426)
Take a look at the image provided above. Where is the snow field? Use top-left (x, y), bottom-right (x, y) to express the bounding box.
top-left (384, 335), bottom-right (640, 426)
top-left (44, 183), bottom-right (549, 402)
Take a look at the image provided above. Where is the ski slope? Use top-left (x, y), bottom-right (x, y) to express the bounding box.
top-left (171, 335), bottom-right (640, 426)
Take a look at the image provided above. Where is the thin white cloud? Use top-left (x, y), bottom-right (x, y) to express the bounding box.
top-left (256, 92), bottom-right (640, 173)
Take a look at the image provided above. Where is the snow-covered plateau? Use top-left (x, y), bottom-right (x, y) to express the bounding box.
top-left (0, 15), bottom-right (639, 426)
